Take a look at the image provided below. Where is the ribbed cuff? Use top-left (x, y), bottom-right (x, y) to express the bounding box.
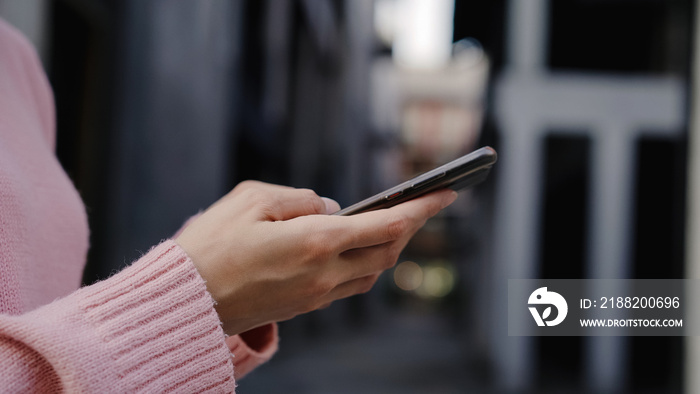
top-left (78, 240), bottom-right (235, 392)
top-left (227, 323), bottom-right (278, 379)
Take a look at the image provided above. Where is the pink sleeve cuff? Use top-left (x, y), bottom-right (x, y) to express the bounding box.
top-left (0, 240), bottom-right (237, 392)
top-left (226, 323), bottom-right (279, 379)
top-left (171, 212), bottom-right (280, 379)
top-left (77, 240), bottom-right (237, 391)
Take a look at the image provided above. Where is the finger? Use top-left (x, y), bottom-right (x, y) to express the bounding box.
top-left (331, 189), bottom-right (457, 250)
top-left (258, 188), bottom-right (327, 221)
top-left (235, 183), bottom-right (338, 216)
top-left (322, 197), bottom-right (341, 214)
top-left (228, 182), bottom-right (326, 221)
top-left (322, 273), bottom-right (381, 305)
top-left (230, 180), bottom-right (294, 197)
top-left (336, 232), bottom-right (415, 281)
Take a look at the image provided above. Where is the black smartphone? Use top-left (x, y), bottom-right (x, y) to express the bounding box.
top-left (333, 146), bottom-right (497, 216)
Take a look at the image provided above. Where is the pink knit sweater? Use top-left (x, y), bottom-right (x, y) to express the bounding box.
top-left (0, 18), bottom-right (277, 392)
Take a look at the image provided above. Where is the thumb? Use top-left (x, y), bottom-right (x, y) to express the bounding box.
top-left (322, 197), bottom-right (341, 214)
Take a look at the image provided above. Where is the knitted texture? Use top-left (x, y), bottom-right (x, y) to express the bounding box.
top-left (0, 17), bottom-right (277, 392)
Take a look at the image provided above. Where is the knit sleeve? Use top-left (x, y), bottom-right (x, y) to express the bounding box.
top-left (0, 240), bottom-right (274, 392)
top-left (171, 214), bottom-right (280, 379)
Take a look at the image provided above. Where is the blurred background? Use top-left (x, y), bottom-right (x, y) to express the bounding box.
top-left (0, 0), bottom-right (694, 392)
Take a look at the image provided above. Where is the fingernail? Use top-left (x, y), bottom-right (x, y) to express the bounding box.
top-left (441, 190), bottom-right (458, 209)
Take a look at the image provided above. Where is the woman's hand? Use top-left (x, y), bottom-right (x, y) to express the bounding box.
top-left (175, 181), bottom-right (457, 335)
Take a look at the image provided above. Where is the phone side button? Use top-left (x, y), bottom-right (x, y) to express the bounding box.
top-left (385, 191), bottom-right (403, 200)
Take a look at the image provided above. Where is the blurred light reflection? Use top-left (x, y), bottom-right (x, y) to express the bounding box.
top-left (393, 260), bottom-right (423, 291)
top-left (394, 259), bottom-right (457, 299)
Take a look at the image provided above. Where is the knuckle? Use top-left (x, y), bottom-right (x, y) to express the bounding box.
top-left (299, 189), bottom-right (324, 214)
top-left (241, 188), bottom-right (277, 216)
top-left (386, 215), bottom-right (410, 239)
top-left (234, 180), bottom-right (261, 193)
top-left (313, 242), bottom-right (335, 262)
top-left (256, 199), bottom-right (278, 218)
top-left (240, 185), bottom-right (265, 202)
top-left (303, 231), bottom-right (336, 261)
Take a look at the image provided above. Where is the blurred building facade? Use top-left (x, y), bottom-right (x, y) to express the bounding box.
top-left (491, 1), bottom-right (687, 393)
